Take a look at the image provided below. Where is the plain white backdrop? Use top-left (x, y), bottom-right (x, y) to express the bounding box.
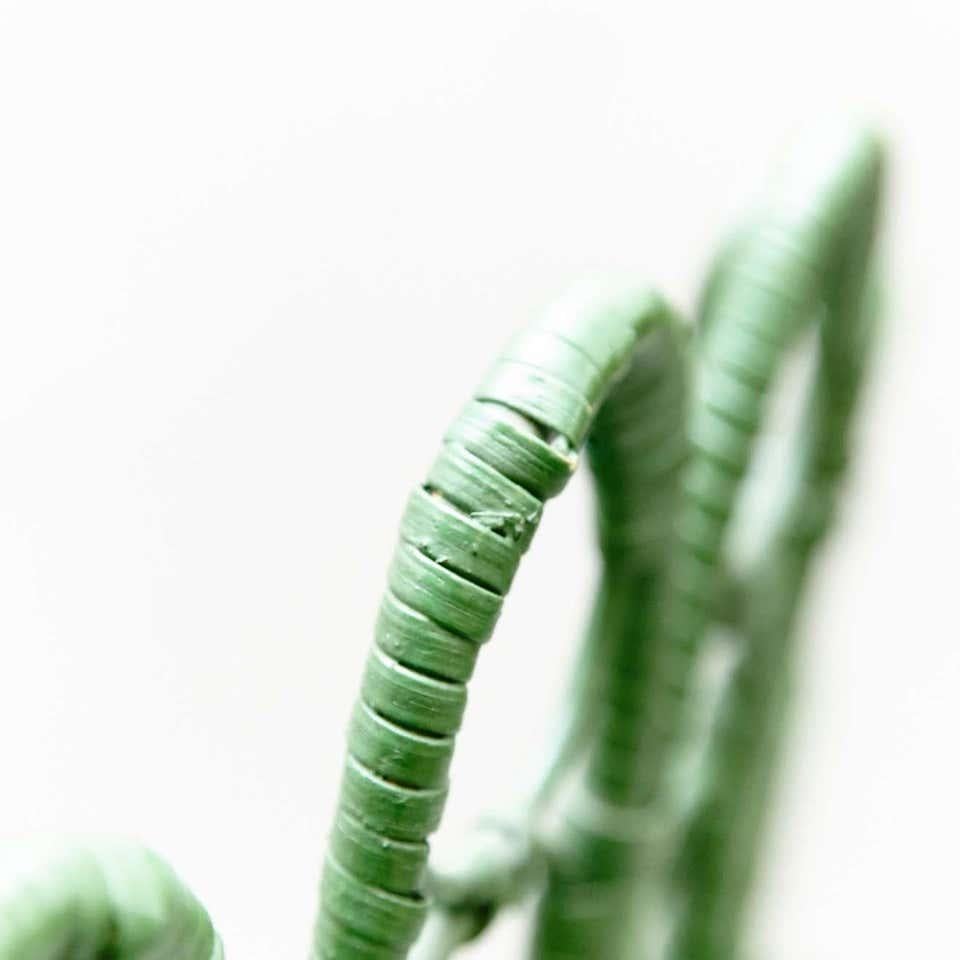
top-left (1, 2), bottom-right (956, 956)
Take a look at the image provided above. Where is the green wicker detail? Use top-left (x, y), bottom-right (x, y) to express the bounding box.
top-left (0, 843), bottom-right (222, 960)
top-left (316, 286), bottom-right (681, 959)
top-left (321, 857), bottom-right (426, 949)
top-left (400, 487), bottom-right (521, 595)
top-left (338, 754), bottom-right (449, 843)
top-left (330, 810), bottom-right (428, 896)
top-left (2, 128), bottom-right (885, 960)
top-left (362, 648), bottom-right (467, 738)
top-left (348, 701), bottom-right (454, 791)
top-left (375, 592), bottom-right (481, 685)
top-left (445, 401), bottom-right (575, 501)
top-left (388, 542), bottom-right (503, 645)
top-left (426, 443), bottom-right (543, 552)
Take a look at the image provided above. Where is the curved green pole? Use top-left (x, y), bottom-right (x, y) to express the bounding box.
top-left (530, 314), bottom-right (689, 960)
top-left (628, 130), bottom-right (882, 810)
top-left (314, 287), bottom-right (687, 959)
top-left (532, 129), bottom-right (884, 960)
top-left (0, 128), bottom-right (884, 960)
top-left (415, 304), bottom-right (690, 960)
top-left (669, 157), bottom-right (883, 959)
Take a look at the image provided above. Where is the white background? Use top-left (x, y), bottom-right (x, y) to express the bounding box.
top-left (1, 2), bottom-right (956, 957)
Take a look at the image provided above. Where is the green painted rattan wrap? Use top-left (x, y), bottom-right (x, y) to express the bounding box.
top-left (531, 315), bottom-right (689, 960)
top-left (624, 130), bottom-right (883, 815)
top-left (668, 156), bottom-right (883, 959)
top-left (432, 129), bottom-right (884, 960)
top-left (0, 842), bottom-right (222, 960)
top-left (0, 128), bottom-right (884, 960)
top-left (314, 288), bottom-right (684, 959)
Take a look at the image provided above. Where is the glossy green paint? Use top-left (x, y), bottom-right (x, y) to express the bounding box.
top-left (1, 129), bottom-right (884, 960)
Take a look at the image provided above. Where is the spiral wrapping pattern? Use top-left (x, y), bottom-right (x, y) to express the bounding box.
top-left (314, 290), bottom-right (682, 958)
top-left (2, 129), bottom-right (884, 960)
top-left (669, 141), bottom-right (883, 960)
top-left (532, 130), bottom-right (884, 960)
top-left (532, 317), bottom-right (689, 960)
top-left (630, 131), bottom-right (885, 813)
